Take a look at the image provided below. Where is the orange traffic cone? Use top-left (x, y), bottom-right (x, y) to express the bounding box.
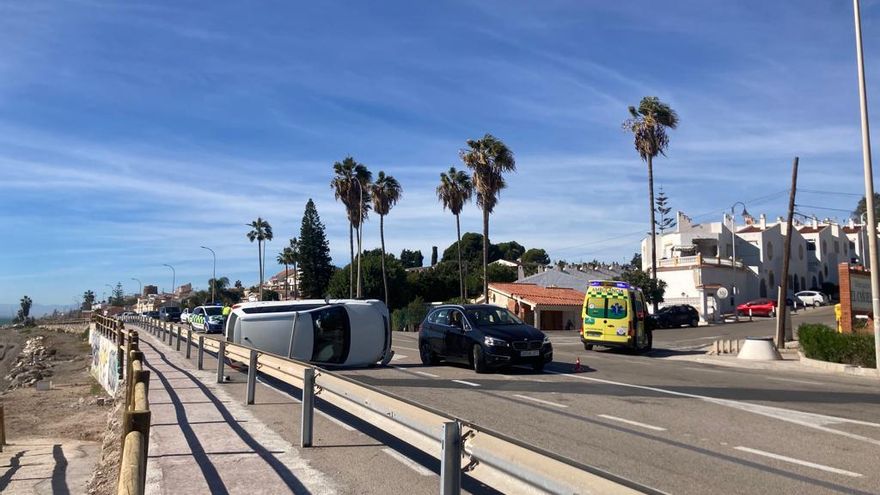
top-left (574, 357), bottom-right (582, 373)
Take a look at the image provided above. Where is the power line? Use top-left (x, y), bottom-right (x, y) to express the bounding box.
top-left (798, 189), bottom-right (863, 197)
top-left (794, 204), bottom-right (853, 213)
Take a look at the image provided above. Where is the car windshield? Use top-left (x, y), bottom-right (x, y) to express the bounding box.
top-left (164, 307), bottom-right (180, 314)
top-left (204, 307), bottom-right (223, 316)
top-left (464, 307), bottom-right (523, 326)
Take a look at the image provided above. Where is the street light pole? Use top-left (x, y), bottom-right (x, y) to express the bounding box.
top-left (162, 263), bottom-right (176, 300)
top-left (105, 284), bottom-right (114, 304)
top-left (131, 278), bottom-right (142, 297)
top-left (354, 179), bottom-right (364, 299)
top-left (860, 212), bottom-right (869, 270)
top-left (853, 0), bottom-right (880, 367)
top-left (201, 246), bottom-right (217, 303)
top-left (729, 202), bottom-right (750, 321)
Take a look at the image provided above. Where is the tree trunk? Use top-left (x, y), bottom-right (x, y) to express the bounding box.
top-left (456, 213), bottom-right (464, 300)
top-left (262, 240), bottom-right (267, 300)
top-left (356, 223), bottom-right (363, 298)
top-left (647, 154), bottom-right (658, 313)
top-left (482, 206), bottom-right (489, 303)
top-left (258, 240), bottom-right (264, 301)
top-left (380, 214), bottom-right (388, 305)
top-left (348, 223), bottom-right (354, 299)
top-left (284, 263), bottom-right (289, 300)
top-left (293, 261), bottom-right (298, 299)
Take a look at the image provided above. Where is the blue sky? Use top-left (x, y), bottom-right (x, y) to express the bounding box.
top-left (1, 0), bottom-right (879, 306)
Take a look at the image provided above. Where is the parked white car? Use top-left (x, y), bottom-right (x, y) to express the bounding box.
top-left (180, 308), bottom-right (191, 324)
top-left (795, 291), bottom-right (827, 307)
top-left (225, 299), bottom-right (393, 368)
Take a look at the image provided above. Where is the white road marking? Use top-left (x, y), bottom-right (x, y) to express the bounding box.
top-left (390, 354), bottom-right (408, 362)
top-left (381, 448), bottom-right (434, 477)
top-left (733, 446), bottom-right (862, 478)
top-left (414, 371), bottom-right (440, 378)
top-left (451, 379), bottom-right (480, 387)
top-left (682, 366), bottom-right (726, 374)
top-left (597, 414), bottom-right (666, 431)
top-left (545, 370), bottom-right (880, 446)
top-left (765, 377), bottom-right (824, 386)
top-left (513, 394), bottom-right (568, 408)
top-left (393, 345), bottom-right (419, 352)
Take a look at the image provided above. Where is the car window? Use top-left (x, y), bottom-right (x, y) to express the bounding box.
top-left (204, 307), bottom-right (223, 316)
top-left (586, 297), bottom-right (606, 318)
top-left (432, 309), bottom-right (450, 325)
top-left (310, 305), bottom-right (350, 364)
top-left (464, 307), bottom-right (523, 326)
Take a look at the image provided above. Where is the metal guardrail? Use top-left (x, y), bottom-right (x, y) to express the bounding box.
top-left (93, 315), bottom-right (151, 495)
top-left (126, 315), bottom-right (657, 495)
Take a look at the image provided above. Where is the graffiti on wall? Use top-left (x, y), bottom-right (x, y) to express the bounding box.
top-left (90, 327), bottom-right (119, 394)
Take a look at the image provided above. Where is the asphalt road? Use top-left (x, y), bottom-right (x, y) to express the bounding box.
top-left (336, 307), bottom-right (879, 495)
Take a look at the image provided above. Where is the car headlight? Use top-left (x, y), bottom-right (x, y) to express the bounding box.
top-left (543, 336), bottom-right (551, 344)
top-left (484, 336), bottom-right (509, 347)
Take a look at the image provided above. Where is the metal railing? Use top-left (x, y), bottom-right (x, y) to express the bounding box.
top-left (127, 315), bottom-right (656, 495)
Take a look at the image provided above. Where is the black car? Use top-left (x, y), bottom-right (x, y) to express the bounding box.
top-left (144, 310), bottom-right (160, 319)
top-left (418, 304), bottom-right (553, 373)
top-left (651, 305), bottom-right (700, 328)
top-left (159, 306), bottom-right (182, 322)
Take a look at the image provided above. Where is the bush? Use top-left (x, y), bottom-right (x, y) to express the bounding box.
top-left (798, 323), bottom-right (876, 368)
top-left (391, 297), bottom-right (428, 332)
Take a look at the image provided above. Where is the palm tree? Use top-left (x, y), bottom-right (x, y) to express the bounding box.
top-left (460, 134), bottom-right (516, 303)
top-left (331, 157), bottom-right (372, 298)
top-left (370, 171), bottom-right (402, 304)
top-left (437, 166), bottom-right (473, 300)
top-left (246, 217), bottom-right (273, 300)
top-left (623, 96), bottom-right (678, 311)
top-left (289, 237), bottom-right (300, 299)
top-left (82, 290), bottom-right (96, 310)
top-left (277, 247), bottom-right (296, 300)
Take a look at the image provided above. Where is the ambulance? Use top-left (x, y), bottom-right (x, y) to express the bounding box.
top-left (581, 280), bottom-right (652, 352)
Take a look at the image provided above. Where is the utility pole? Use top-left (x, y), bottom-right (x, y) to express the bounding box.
top-left (775, 157), bottom-right (798, 348)
top-left (853, 0), bottom-right (880, 367)
top-left (201, 246), bottom-right (217, 303)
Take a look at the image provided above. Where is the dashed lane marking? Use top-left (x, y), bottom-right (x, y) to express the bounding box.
top-left (451, 379), bottom-right (480, 387)
top-left (733, 446), bottom-right (862, 478)
top-left (382, 448), bottom-right (434, 477)
top-left (513, 394), bottom-right (568, 408)
top-left (597, 414), bottom-right (667, 431)
top-left (414, 370), bottom-right (440, 378)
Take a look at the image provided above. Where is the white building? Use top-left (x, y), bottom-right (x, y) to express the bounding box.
top-left (641, 212), bottom-right (864, 322)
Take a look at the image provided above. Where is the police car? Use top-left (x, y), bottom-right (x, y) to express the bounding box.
top-left (189, 305), bottom-right (225, 333)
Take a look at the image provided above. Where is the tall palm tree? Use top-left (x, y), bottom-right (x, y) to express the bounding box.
top-left (623, 96), bottom-right (678, 311)
top-left (289, 237), bottom-right (300, 299)
top-left (460, 134), bottom-right (516, 303)
top-left (277, 247), bottom-right (296, 300)
top-left (370, 171), bottom-right (402, 304)
top-left (246, 217), bottom-right (273, 300)
top-left (436, 166), bottom-right (473, 300)
top-left (331, 157), bottom-right (371, 298)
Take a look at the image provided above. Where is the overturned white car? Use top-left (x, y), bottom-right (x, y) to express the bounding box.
top-left (225, 299), bottom-right (393, 367)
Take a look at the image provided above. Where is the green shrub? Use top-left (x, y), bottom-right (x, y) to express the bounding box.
top-left (798, 323), bottom-right (876, 368)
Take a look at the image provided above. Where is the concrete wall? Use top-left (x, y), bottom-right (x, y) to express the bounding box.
top-left (89, 325), bottom-right (120, 395)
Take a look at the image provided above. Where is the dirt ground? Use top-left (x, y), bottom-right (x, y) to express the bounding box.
top-left (0, 325), bottom-right (113, 442)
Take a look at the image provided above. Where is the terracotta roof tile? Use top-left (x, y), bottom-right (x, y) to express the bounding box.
top-left (489, 283), bottom-right (584, 306)
top-left (842, 226), bottom-right (861, 234)
top-left (798, 226), bottom-right (827, 234)
top-left (737, 226), bottom-right (763, 233)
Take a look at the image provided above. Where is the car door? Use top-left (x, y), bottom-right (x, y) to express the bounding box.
top-left (426, 309), bottom-right (450, 357)
top-left (445, 310), bottom-right (470, 361)
top-left (193, 307), bottom-right (204, 330)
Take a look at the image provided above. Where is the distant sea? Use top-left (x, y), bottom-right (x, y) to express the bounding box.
top-left (0, 316), bottom-right (13, 326)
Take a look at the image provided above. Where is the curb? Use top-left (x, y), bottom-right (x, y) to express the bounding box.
top-left (797, 352), bottom-right (879, 378)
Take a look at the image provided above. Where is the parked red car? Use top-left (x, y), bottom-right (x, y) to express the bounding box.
top-left (736, 298), bottom-right (777, 317)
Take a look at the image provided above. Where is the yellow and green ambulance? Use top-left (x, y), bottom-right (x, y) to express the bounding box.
top-left (581, 280), bottom-right (652, 352)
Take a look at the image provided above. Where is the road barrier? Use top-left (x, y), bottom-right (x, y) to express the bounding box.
top-left (126, 314), bottom-right (657, 495)
top-left (93, 315), bottom-right (151, 495)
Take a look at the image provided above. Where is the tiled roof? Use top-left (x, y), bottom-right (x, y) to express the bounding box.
top-left (517, 267), bottom-right (616, 291)
top-left (489, 283), bottom-right (584, 307)
top-left (798, 226), bottom-right (827, 234)
top-left (842, 226), bottom-right (862, 234)
top-left (270, 268), bottom-right (298, 280)
top-left (737, 226), bottom-right (763, 233)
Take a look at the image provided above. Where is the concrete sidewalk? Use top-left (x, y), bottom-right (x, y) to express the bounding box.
top-left (138, 332), bottom-right (337, 495)
top-left (0, 438), bottom-right (98, 494)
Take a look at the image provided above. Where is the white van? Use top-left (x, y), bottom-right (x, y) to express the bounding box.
top-left (225, 299), bottom-right (393, 367)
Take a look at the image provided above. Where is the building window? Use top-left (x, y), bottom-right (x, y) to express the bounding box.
top-left (806, 240), bottom-right (816, 251)
top-left (824, 264), bottom-right (828, 277)
top-left (799, 244), bottom-right (804, 260)
top-left (768, 271), bottom-right (775, 288)
top-left (835, 241), bottom-right (840, 254)
top-left (766, 241), bottom-right (774, 260)
top-left (822, 240), bottom-right (827, 253)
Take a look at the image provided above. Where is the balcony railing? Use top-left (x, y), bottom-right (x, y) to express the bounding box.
top-left (658, 255), bottom-right (745, 269)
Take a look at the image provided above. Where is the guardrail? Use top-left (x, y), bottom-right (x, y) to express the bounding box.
top-left (126, 315), bottom-right (656, 495)
top-left (93, 315), bottom-right (152, 495)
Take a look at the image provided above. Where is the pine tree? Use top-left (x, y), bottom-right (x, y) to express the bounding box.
top-left (655, 187), bottom-right (675, 234)
top-left (298, 199), bottom-right (333, 298)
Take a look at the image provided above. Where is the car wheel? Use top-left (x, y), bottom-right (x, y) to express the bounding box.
top-left (644, 329), bottom-right (653, 352)
top-left (689, 318), bottom-right (698, 328)
top-left (419, 342), bottom-right (438, 365)
top-left (532, 360), bottom-right (545, 372)
top-left (769, 308), bottom-right (776, 318)
top-left (472, 345), bottom-right (487, 374)
top-left (813, 301), bottom-right (821, 308)
top-left (583, 343), bottom-right (594, 351)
